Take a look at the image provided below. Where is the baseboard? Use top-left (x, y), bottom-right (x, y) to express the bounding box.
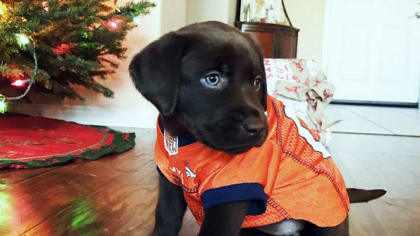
top-left (331, 99), bottom-right (419, 108)
top-left (8, 102), bottom-right (159, 129)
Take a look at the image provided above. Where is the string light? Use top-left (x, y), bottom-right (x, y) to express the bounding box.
top-left (0, 96), bottom-right (8, 114)
top-left (42, 1), bottom-right (49, 11)
top-left (108, 19), bottom-right (119, 30)
top-left (133, 16), bottom-right (141, 25)
top-left (11, 79), bottom-right (28, 88)
top-left (16, 34), bottom-right (30, 47)
top-left (82, 31), bottom-right (89, 38)
top-left (0, 35), bottom-right (38, 114)
top-left (127, 11), bottom-right (141, 26)
top-left (0, 2), bottom-right (7, 17)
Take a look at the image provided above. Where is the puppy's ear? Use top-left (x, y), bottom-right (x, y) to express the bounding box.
top-left (129, 32), bottom-right (185, 116)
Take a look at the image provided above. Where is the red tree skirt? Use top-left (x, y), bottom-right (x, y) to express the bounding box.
top-left (0, 114), bottom-right (135, 169)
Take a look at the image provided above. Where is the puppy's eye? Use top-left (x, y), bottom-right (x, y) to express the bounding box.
top-left (204, 73), bottom-right (220, 86)
top-left (201, 72), bottom-right (226, 89)
top-left (253, 76), bottom-right (262, 90)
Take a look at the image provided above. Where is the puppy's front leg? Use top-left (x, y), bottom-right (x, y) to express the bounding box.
top-left (153, 174), bottom-right (187, 236)
top-left (199, 201), bottom-right (249, 236)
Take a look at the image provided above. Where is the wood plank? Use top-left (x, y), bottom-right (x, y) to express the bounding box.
top-left (0, 166), bottom-right (58, 184)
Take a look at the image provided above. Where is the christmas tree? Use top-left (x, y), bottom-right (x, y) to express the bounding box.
top-left (0, 0), bottom-right (155, 112)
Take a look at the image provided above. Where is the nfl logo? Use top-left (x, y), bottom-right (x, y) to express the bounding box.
top-left (164, 130), bottom-right (178, 156)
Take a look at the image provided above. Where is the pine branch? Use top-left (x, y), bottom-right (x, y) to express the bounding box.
top-left (0, 0), bottom-right (155, 101)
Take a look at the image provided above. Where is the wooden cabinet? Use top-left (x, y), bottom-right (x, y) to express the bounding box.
top-left (235, 22), bottom-right (299, 58)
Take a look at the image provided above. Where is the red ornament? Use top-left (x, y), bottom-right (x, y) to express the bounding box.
top-left (53, 43), bottom-right (74, 55)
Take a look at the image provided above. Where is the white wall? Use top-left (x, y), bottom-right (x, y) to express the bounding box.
top-left (186, 0), bottom-right (236, 25)
top-left (161, 0), bottom-right (187, 34)
top-left (284, 0), bottom-right (325, 63)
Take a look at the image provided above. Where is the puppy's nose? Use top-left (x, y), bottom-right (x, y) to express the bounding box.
top-left (242, 120), bottom-right (265, 135)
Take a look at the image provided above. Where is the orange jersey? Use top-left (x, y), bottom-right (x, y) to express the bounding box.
top-left (155, 95), bottom-right (349, 228)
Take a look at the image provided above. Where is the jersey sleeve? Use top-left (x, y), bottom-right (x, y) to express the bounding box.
top-left (200, 183), bottom-right (268, 215)
top-left (198, 139), bottom-right (281, 216)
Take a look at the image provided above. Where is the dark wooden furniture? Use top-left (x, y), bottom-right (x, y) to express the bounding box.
top-left (235, 22), bottom-right (299, 58)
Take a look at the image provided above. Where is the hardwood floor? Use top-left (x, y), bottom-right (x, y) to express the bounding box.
top-left (329, 133), bottom-right (420, 236)
top-left (1, 128), bottom-right (419, 235)
top-left (0, 129), bottom-right (158, 236)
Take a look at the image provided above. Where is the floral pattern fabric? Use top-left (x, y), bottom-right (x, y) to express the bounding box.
top-left (264, 59), bottom-right (336, 145)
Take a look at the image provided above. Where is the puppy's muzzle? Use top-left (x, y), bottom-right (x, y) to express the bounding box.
top-left (227, 109), bottom-right (268, 146)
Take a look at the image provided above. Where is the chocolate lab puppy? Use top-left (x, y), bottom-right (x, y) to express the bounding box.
top-left (129, 21), bottom-right (385, 236)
